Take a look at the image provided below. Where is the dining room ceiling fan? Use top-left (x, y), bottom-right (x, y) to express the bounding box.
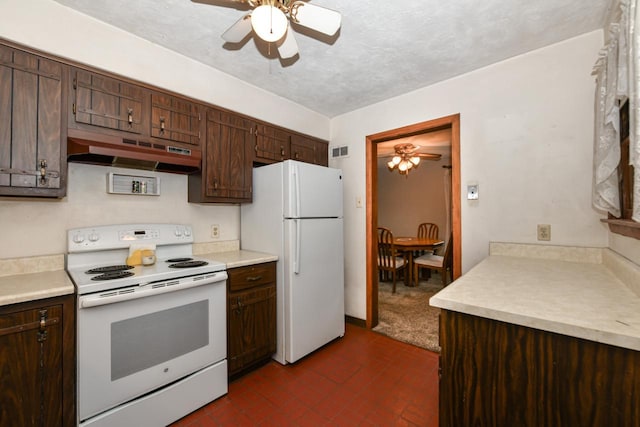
top-left (384, 143), bottom-right (442, 175)
top-left (218, 0), bottom-right (342, 59)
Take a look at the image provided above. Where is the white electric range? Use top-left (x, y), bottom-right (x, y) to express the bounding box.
top-left (66, 223), bottom-right (228, 427)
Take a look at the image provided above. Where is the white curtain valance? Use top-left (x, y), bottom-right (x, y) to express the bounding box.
top-left (630, 0), bottom-right (640, 221)
top-left (593, 0), bottom-right (640, 222)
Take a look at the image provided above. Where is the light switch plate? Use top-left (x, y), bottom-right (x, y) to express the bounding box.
top-left (467, 184), bottom-right (479, 200)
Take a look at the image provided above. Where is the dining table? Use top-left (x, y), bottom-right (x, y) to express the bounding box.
top-left (393, 237), bottom-right (444, 287)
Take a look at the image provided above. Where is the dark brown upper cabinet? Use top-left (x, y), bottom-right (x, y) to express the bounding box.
top-left (253, 123), bottom-right (291, 163)
top-left (150, 92), bottom-right (203, 146)
top-left (0, 43), bottom-right (67, 197)
top-left (70, 68), bottom-right (147, 136)
top-left (290, 133), bottom-right (328, 166)
top-left (188, 108), bottom-right (253, 203)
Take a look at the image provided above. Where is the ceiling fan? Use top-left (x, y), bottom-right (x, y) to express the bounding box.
top-left (383, 143), bottom-right (442, 175)
top-left (218, 0), bottom-right (342, 59)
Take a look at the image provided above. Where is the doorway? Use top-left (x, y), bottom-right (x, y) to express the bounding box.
top-left (365, 114), bottom-right (461, 328)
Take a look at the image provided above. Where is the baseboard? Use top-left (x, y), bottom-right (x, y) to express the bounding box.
top-left (345, 315), bottom-right (366, 328)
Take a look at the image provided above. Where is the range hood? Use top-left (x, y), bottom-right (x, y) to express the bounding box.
top-left (67, 129), bottom-right (201, 174)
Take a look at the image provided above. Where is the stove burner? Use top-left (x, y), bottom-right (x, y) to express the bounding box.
top-left (90, 271), bottom-right (135, 281)
top-left (169, 260), bottom-right (209, 268)
top-left (86, 265), bottom-right (134, 274)
top-left (166, 257), bottom-right (193, 263)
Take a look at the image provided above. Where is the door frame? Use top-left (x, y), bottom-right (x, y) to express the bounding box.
top-left (365, 113), bottom-right (461, 328)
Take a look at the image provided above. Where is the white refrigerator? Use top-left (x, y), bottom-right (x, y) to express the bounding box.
top-left (241, 160), bottom-right (345, 364)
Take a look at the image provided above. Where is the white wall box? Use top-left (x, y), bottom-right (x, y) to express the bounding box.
top-left (107, 173), bottom-right (160, 196)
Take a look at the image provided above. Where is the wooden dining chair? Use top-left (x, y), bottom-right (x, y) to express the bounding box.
top-left (417, 222), bottom-right (439, 240)
top-left (413, 234), bottom-right (453, 286)
top-left (377, 227), bottom-right (406, 293)
top-left (415, 222), bottom-right (440, 281)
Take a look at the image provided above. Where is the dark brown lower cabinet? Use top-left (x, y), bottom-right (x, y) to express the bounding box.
top-left (0, 294), bottom-right (75, 427)
top-left (227, 262), bottom-right (276, 378)
top-left (439, 310), bottom-right (640, 427)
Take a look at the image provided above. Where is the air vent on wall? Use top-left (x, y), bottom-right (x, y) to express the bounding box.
top-left (331, 145), bottom-right (349, 158)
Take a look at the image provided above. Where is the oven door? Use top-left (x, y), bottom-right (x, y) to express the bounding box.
top-left (77, 276), bottom-right (227, 422)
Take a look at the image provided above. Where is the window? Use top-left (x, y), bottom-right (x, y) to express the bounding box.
top-left (604, 99), bottom-right (639, 239)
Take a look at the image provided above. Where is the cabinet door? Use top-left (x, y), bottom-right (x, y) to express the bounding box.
top-left (0, 44), bottom-right (66, 197)
top-left (72, 69), bottom-right (145, 134)
top-left (289, 134), bottom-right (316, 164)
top-left (192, 108), bottom-right (252, 202)
top-left (254, 123), bottom-right (290, 163)
top-left (0, 304), bottom-right (63, 427)
top-left (314, 140), bottom-right (328, 166)
top-left (150, 92), bottom-right (202, 146)
top-left (227, 283), bottom-right (276, 376)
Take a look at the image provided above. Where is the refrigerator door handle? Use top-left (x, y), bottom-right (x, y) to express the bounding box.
top-left (294, 218), bottom-right (301, 274)
top-left (293, 162), bottom-right (301, 218)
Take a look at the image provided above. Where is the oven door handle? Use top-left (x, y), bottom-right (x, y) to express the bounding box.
top-left (79, 272), bottom-right (227, 308)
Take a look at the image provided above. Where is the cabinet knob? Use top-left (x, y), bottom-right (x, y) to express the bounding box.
top-left (127, 108), bottom-right (133, 125)
top-left (160, 117), bottom-right (166, 133)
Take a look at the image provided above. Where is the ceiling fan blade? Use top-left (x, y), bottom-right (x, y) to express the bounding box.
top-left (417, 153), bottom-right (442, 160)
top-left (221, 13), bottom-right (252, 43)
top-left (289, 1), bottom-right (341, 36)
top-left (278, 25), bottom-right (299, 59)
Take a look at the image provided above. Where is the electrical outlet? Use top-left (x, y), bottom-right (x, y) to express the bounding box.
top-left (537, 224), bottom-right (551, 241)
top-left (211, 224), bottom-right (220, 239)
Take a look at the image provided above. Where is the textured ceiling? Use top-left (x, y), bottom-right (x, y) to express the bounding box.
top-left (52, 0), bottom-right (610, 118)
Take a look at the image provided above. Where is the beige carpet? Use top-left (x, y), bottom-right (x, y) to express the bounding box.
top-left (373, 273), bottom-right (444, 353)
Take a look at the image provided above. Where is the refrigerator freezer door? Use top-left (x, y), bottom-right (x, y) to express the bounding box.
top-left (283, 160), bottom-right (343, 219)
top-left (283, 217), bottom-right (344, 363)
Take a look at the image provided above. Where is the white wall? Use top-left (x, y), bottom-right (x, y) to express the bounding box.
top-left (377, 160), bottom-right (449, 239)
top-left (0, 0), bottom-right (328, 259)
top-left (0, 163), bottom-right (241, 258)
top-left (331, 31), bottom-right (611, 320)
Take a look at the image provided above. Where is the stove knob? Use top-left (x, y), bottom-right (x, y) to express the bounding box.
top-left (73, 234), bottom-right (85, 244)
top-left (174, 228), bottom-right (183, 237)
top-left (183, 228), bottom-right (191, 237)
top-left (88, 233), bottom-right (100, 242)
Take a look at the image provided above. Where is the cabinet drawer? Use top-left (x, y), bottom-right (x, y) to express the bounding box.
top-left (228, 262), bottom-right (276, 292)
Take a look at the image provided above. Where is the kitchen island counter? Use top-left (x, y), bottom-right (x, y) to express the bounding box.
top-left (430, 243), bottom-right (640, 351)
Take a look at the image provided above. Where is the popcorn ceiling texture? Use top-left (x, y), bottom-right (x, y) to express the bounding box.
top-left (52, 0), bottom-right (609, 117)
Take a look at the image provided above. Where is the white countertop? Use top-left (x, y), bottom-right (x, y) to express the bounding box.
top-left (0, 270), bottom-right (75, 306)
top-left (199, 250), bottom-right (278, 269)
top-left (430, 244), bottom-right (640, 351)
top-left (0, 247), bottom-right (277, 307)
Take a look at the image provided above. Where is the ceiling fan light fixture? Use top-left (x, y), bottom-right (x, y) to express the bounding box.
top-left (251, 5), bottom-right (288, 42)
top-left (410, 156), bottom-right (420, 166)
top-left (392, 156), bottom-right (401, 165)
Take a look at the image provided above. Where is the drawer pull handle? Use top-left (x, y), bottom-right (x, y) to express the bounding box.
top-left (246, 275), bottom-right (262, 282)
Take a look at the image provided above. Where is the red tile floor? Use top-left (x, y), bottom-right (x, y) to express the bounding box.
top-left (171, 323), bottom-right (439, 426)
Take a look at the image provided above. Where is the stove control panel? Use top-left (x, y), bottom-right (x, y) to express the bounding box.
top-left (68, 224), bottom-right (194, 252)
